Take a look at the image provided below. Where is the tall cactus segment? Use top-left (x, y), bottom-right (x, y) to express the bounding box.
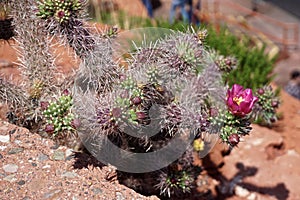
top-left (0, 1), bottom-right (268, 198)
top-left (36, 0), bottom-right (119, 94)
top-left (10, 0), bottom-right (56, 95)
top-left (36, 0), bottom-right (95, 58)
top-left (0, 0), bottom-right (57, 128)
top-left (0, 78), bottom-right (28, 111)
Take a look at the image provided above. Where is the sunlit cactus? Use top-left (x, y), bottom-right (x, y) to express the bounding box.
top-left (155, 169), bottom-right (194, 197)
top-left (251, 85), bottom-right (280, 126)
top-left (0, 1), bottom-right (279, 198)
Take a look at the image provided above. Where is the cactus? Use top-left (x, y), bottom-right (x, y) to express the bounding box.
top-left (251, 86), bottom-right (280, 126)
top-left (0, 78), bottom-right (28, 110)
top-left (0, 1), bottom-right (279, 198)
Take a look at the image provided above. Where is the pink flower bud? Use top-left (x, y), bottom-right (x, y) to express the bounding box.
top-left (228, 134), bottom-right (240, 146)
top-left (132, 96), bottom-right (142, 105)
top-left (63, 89), bottom-right (69, 96)
top-left (111, 107), bottom-right (122, 118)
top-left (71, 119), bottom-right (81, 129)
top-left (57, 10), bottom-right (65, 18)
top-left (271, 101), bottom-right (279, 108)
top-left (119, 74), bottom-right (126, 81)
top-left (209, 108), bottom-right (219, 117)
top-left (45, 124), bottom-right (54, 133)
top-left (40, 101), bottom-right (49, 110)
top-left (136, 112), bottom-right (147, 120)
top-left (225, 59), bottom-right (232, 66)
top-left (257, 88), bottom-right (265, 95)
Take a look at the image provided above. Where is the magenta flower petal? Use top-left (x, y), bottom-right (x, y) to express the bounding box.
top-left (231, 84), bottom-right (244, 96)
top-left (239, 101), bottom-right (251, 115)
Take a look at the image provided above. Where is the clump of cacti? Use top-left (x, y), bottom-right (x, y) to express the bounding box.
top-left (37, 0), bottom-right (83, 23)
top-left (0, 0), bottom-right (280, 198)
top-left (251, 86), bottom-right (280, 126)
top-left (42, 89), bottom-right (79, 139)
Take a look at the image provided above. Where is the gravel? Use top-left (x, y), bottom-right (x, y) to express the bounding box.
top-left (3, 164), bottom-right (19, 173)
top-left (0, 135), bottom-right (9, 143)
top-left (7, 147), bottom-right (24, 155)
top-left (0, 120), bottom-right (159, 200)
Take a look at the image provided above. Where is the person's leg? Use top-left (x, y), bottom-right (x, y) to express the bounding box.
top-left (169, 1), bottom-right (177, 23)
top-left (179, 1), bottom-right (189, 23)
top-left (187, 0), bottom-right (193, 24)
top-left (195, 0), bottom-right (201, 26)
top-left (142, 0), bottom-right (153, 18)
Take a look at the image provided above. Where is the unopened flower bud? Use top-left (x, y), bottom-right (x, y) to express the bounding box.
top-left (40, 101), bottom-right (49, 110)
top-left (136, 112), bottom-right (147, 120)
top-left (132, 96), bottom-right (142, 105)
top-left (228, 134), bottom-right (240, 146)
top-left (271, 101), bottom-right (279, 108)
top-left (209, 108), bottom-right (219, 117)
top-left (225, 59), bottom-right (232, 66)
top-left (257, 88), bottom-right (265, 95)
top-left (111, 107), bottom-right (122, 118)
top-left (57, 10), bottom-right (65, 18)
top-left (45, 124), bottom-right (54, 133)
top-left (71, 119), bottom-right (81, 129)
top-left (119, 74), bottom-right (126, 81)
top-left (63, 89), bottom-right (70, 96)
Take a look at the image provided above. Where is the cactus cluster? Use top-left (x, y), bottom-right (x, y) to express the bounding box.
top-left (212, 110), bottom-right (252, 147)
top-left (252, 86), bottom-right (280, 125)
top-left (37, 0), bottom-right (83, 23)
top-left (0, 0), bottom-right (280, 198)
top-left (42, 90), bottom-right (78, 137)
top-left (215, 55), bottom-right (237, 73)
top-left (156, 169), bottom-right (194, 197)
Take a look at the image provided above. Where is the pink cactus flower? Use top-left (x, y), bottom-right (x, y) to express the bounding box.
top-left (226, 84), bottom-right (258, 117)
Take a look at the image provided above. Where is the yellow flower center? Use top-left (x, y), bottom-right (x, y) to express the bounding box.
top-left (233, 96), bottom-right (244, 105)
